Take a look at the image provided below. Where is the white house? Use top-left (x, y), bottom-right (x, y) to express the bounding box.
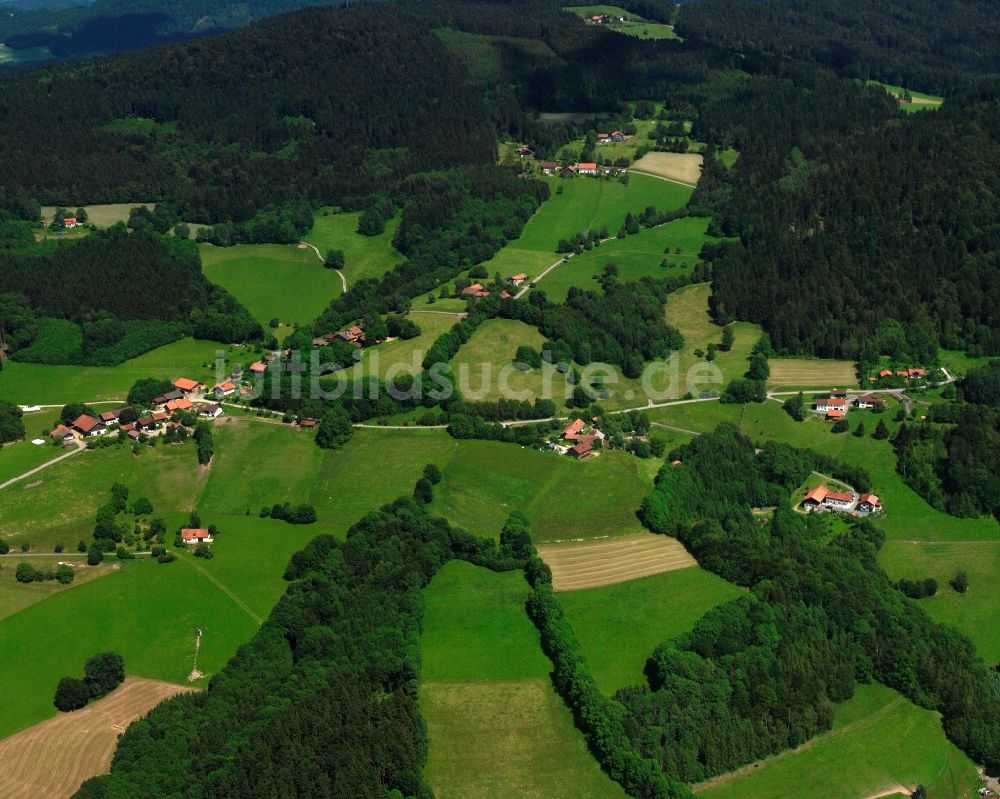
top-left (213, 382), bottom-right (237, 398)
top-left (181, 528), bottom-right (214, 544)
top-left (815, 397), bottom-right (848, 413)
top-left (199, 404), bottom-right (224, 418)
top-left (823, 490), bottom-right (855, 509)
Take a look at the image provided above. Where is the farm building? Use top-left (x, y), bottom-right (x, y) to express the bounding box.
top-left (824, 490), bottom-right (855, 509)
top-left (249, 361), bottom-right (267, 375)
top-left (165, 398), bottom-right (194, 413)
top-left (181, 528), bottom-right (214, 544)
top-left (337, 325), bottom-right (365, 345)
top-left (199, 404), bottom-right (223, 418)
top-left (562, 418), bottom-right (586, 440)
top-left (72, 414), bottom-right (106, 437)
top-left (50, 424), bottom-right (75, 441)
top-left (508, 273), bottom-right (528, 287)
top-left (577, 162), bottom-right (598, 175)
top-left (213, 382), bottom-right (236, 397)
top-left (854, 395), bottom-right (885, 409)
top-left (568, 440), bottom-right (594, 460)
top-left (540, 161), bottom-right (558, 174)
top-left (858, 493), bottom-right (882, 514)
top-left (99, 409), bottom-right (121, 426)
top-left (173, 378), bottom-right (204, 393)
top-left (802, 485), bottom-right (857, 512)
top-left (461, 283), bottom-right (490, 298)
top-left (815, 397), bottom-right (848, 413)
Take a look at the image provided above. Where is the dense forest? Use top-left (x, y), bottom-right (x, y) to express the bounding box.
top-left (0, 228), bottom-right (260, 364)
top-left (677, 0), bottom-right (1000, 94)
top-left (893, 362), bottom-right (1000, 517)
top-left (637, 425), bottom-right (1000, 780)
top-left (696, 75), bottom-right (1000, 359)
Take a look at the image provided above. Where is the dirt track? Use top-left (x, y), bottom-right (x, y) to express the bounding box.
top-left (538, 532), bottom-right (696, 591)
top-left (0, 678), bottom-right (193, 799)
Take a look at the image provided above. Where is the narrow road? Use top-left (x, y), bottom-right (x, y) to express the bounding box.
top-left (409, 310), bottom-right (468, 317)
top-left (300, 241), bottom-right (347, 293)
top-left (650, 420), bottom-right (701, 437)
top-left (0, 441), bottom-right (85, 492)
top-left (177, 553), bottom-right (262, 624)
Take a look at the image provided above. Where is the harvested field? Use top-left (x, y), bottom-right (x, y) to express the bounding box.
top-left (538, 531), bottom-right (696, 591)
top-left (631, 152), bottom-right (703, 185)
top-left (0, 678), bottom-right (192, 799)
top-left (768, 358), bottom-right (857, 389)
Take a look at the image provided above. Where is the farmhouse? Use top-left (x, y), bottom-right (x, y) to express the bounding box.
top-left (127, 429), bottom-right (142, 441)
top-left (213, 381), bottom-right (237, 397)
top-left (50, 424), bottom-right (75, 441)
top-left (508, 273), bottom-right (528, 287)
top-left (826, 409), bottom-right (844, 420)
top-left (858, 493), bottom-right (881, 514)
top-left (560, 165), bottom-right (577, 178)
top-left (597, 133), bottom-right (610, 144)
top-left (610, 130), bottom-right (625, 142)
top-left (854, 394), bottom-right (885, 410)
top-left (199, 403), bottom-right (223, 418)
top-left (63, 216), bottom-right (79, 228)
top-left (802, 485), bottom-right (828, 508)
top-left (540, 161), bottom-right (558, 174)
top-left (72, 414), bottom-right (106, 437)
top-left (462, 283), bottom-right (490, 298)
top-left (877, 369), bottom-right (893, 379)
top-left (181, 528), bottom-right (214, 544)
top-left (173, 378), bottom-right (203, 393)
top-left (249, 361), bottom-right (267, 375)
top-left (515, 146), bottom-right (534, 158)
top-left (814, 397), bottom-right (848, 413)
top-left (568, 440), bottom-right (594, 459)
top-left (336, 325), bottom-right (365, 345)
top-left (99, 409), bottom-right (120, 426)
top-left (577, 162), bottom-right (598, 175)
top-left (824, 489), bottom-right (855, 508)
top-left (562, 418), bottom-right (586, 440)
top-left (166, 398), bottom-right (194, 413)
top-left (802, 484), bottom-right (857, 512)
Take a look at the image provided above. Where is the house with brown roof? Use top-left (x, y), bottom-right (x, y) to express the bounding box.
top-left (577, 162), bottom-right (598, 175)
top-left (99, 409), bottom-right (121, 426)
top-left (461, 283), bottom-right (490, 298)
top-left (336, 325), bottom-right (365, 345)
top-left (181, 528), bottom-right (214, 544)
top-left (562, 419), bottom-right (586, 440)
top-left (166, 398), bottom-right (194, 413)
top-left (853, 395), bottom-right (885, 410)
top-left (50, 424), bottom-right (75, 442)
top-left (127, 429), bottom-right (142, 441)
top-left (877, 369), bottom-right (893, 379)
top-left (214, 381), bottom-right (237, 398)
top-left (72, 414), bottom-right (106, 437)
top-left (199, 404), bottom-right (223, 418)
top-left (509, 273), bottom-right (529, 287)
top-left (569, 440), bottom-right (594, 459)
top-left (802, 485), bottom-right (828, 508)
top-left (249, 361), bottom-right (267, 375)
top-left (824, 489), bottom-right (855, 509)
top-left (541, 161), bottom-right (558, 174)
top-left (858, 493), bottom-right (881, 514)
top-left (610, 130), bottom-right (625, 142)
top-left (815, 397), bottom-right (848, 413)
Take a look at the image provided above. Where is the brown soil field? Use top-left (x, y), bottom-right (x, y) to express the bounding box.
top-left (631, 152), bottom-right (703, 185)
top-left (538, 531), bottom-right (696, 591)
top-left (0, 677), bottom-right (193, 799)
top-left (767, 358), bottom-right (858, 389)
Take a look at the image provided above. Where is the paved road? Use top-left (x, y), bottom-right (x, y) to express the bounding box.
top-left (0, 441), bottom-right (85, 492)
top-left (300, 241), bottom-right (347, 293)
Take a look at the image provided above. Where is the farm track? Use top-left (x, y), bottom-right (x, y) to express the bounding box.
top-left (300, 240), bottom-right (347, 292)
top-left (0, 678), bottom-right (193, 799)
top-left (538, 532), bottom-right (696, 591)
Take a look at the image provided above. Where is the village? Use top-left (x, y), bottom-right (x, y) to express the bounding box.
top-left (800, 484), bottom-right (883, 517)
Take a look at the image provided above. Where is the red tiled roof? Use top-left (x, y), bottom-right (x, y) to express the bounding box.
top-left (578, 162), bottom-right (597, 170)
top-left (804, 486), bottom-right (828, 504)
top-left (151, 412), bottom-right (167, 421)
top-left (499, 290), bottom-right (512, 300)
top-left (249, 361), bottom-right (267, 373)
top-left (214, 382), bottom-right (236, 392)
top-left (878, 369), bottom-right (893, 378)
top-left (826, 409), bottom-right (844, 419)
top-left (569, 440), bottom-right (593, 457)
top-left (166, 398), bottom-right (194, 412)
top-left (562, 418), bottom-right (586, 439)
top-left (512, 273), bottom-right (528, 281)
top-left (859, 493), bottom-right (880, 506)
top-left (300, 418), bottom-right (317, 427)
top-left (181, 528), bottom-right (211, 542)
top-left (174, 378), bottom-right (200, 391)
top-left (826, 490), bottom-right (854, 503)
top-left (72, 414), bottom-right (101, 433)
top-left (100, 410), bottom-right (119, 422)
top-left (50, 424), bottom-right (74, 439)
top-left (825, 397), bottom-right (847, 407)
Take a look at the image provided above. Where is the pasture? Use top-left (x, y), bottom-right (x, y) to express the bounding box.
top-left (0, 337), bottom-right (236, 404)
top-left (420, 561), bottom-right (626, 799)
top-left (537, 216), bottom-right (713, 303)
top-left (558, 565), bottom-right (743, 693)
top-left (0, 408), bottom-right (62, 484)
top-left (631, 152), bottom-right (703, 185)
top-left (562, 7), bottom-right (676, 40)
top-left (537, 531), bottom-right (697, 591)
top-left (347, 311), bottom-right (457, 381)
top-left (767, 357), bottom-right (858, 389)
top-left (481, 173), bottom-right (693, 282)
top-left (200, 243), bottom-right (343, 336)
top-left (0, 678), bottom-right (193, 799)
top-left (303, 207), bottom-right (403, 284)
top-left (867, 81), bottom-right (944, 112)
top-left (0, 555), bottom-right (115, 622)
top-left (695, 682), bottom-right (978, 799)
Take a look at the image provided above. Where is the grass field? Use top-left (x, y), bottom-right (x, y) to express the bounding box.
top-left (303, 207), bottom-right (403, 284)
top-left (0, 408), bottom-right (63, 483)
top-left (631, 152), bottom-right (703, 185)
top-left (879, 540), bottom-right (1000, 663)
top-left (41, 203), bottom-right (154, 228)
top-left (420, 561), bottom-right (626, 799)
top-left (695, 682), bottom-right (978, 799)
top-left (0, 337), bottom-right (239, 405)
top-left (481, 173), bottom-right (693, 282)
top-left (200, 243), bottom-right (343, 336)
top-left (346, 311), bottom-right (457, 381)
top-left (0, 677), bottom-right (193, 799)
top-left (428, 436), bottom-right (658, 541)
top-left (562, 6), bottom-right (677, 40)
top-left (558, 566), bottom-right (743, 693)
top-left (867, 81), bottom-right (944, 112)
top-left (0, 555), bottom-right (116, 623)
top-left (537, 216), bottom-right (713, 303)
top-left (768, 357), bottom-right (858, 389)
top-left (537, 531), bottom-right (697, 591)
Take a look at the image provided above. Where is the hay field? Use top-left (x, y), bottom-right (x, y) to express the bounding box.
top-left (768, 358), bottom-right (857, 389)
top-left (0, 678), bottom-right (192, 799)
top-left (631, 152), bottom-right (703, 185)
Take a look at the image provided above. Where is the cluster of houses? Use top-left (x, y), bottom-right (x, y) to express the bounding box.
top-left (868, 367), bottom-right (927, 383)
top-left (462, 283), bottom-right (513, 300)
top-left (50, 378), bottom-right (225, 444)
top-left (814, 390), bottom-right (886, 420)
top-left (586, 13), bottom-right (626, 25)
top-left (312, 325), bottom-right (375, 349)
top-left (801, 485), bottom-right (883, 516)
top-left (548, 417), bottom-right (606, 459)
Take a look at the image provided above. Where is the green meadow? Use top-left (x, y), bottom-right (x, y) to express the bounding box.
top-left (537, 216), bottom-right (713, 303)
top-left (558, 566), bottom-right (743, 694)
top-left (0, 554), bottom-right (116, 622)
top-left (481, 174), bottom-right (693, 283)
top-left (200, 243), bottom-right (343, 335)
top-left (867, 80), bottom-right (944, 112)
top-left (696, 682), bottom-right (978, 799)
top-left (562, 7), bottom-right (677, 41)
top-left (303, 207), bottom-right (403, 284)
top-left (0, 408), bottom-right (63, 484)
top-left (420, 560), bottom-right (627, 799)
top-left (347, 311), bottom-right (457, 380)
top-left (0, 337), bottom-right (237, 405)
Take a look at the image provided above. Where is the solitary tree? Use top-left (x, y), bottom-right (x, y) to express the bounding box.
top-left (324, 249), bottom-right (345, 270)
top-left (832, 418), bottom-right (850, 433)
top-left (853, 420), bottom-right (866, 437)
top-left (950, 569), bottom-right (969, 593)
top-left (316, 406), bottom-right (353, 450)
top-left (423, 463), bottom-right (442, 484)
top-left (873, 418), bottom-right (890, 439)
top-left (413, 477), bottom-right (433, 504)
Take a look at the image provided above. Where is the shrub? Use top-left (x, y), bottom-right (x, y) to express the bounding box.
top-left (87, 548), bottom-right (104, 566)
top-left (950, 570), bottom-right (969, 593)
top-left (423, 463), bottom-right (442, 484)
top-left (55, 564), bottom-right (75, 584)
top-left (84, 652), bottom-right (125, 698)
top-left (15, 562), bottom-right (38, 583)
top-left (0, 538), bottom-right (8, 554)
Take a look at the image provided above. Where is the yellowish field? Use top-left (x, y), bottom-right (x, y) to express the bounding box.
top-left (768, 358), bottom-right (858, 389)
top-left (537, 531), bottom-right (696, 591)
top-left (631, 152), bottom-right (703, 185)
top-left (0, 678), bottom-right (192, 799)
